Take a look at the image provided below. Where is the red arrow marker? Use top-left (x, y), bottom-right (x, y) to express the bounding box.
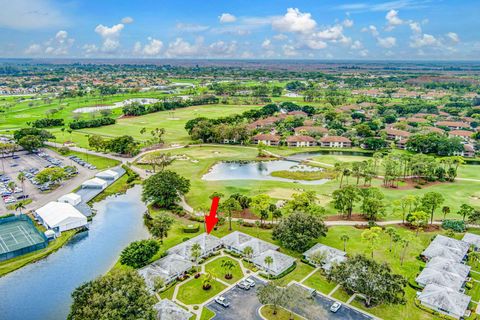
top-left (205, 197), bottom-right (220, 234)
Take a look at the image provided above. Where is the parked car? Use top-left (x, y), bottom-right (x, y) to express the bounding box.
top-left (16, 194), bottom-right (29, 200)
top-left (215, 296), bottom-right (230, 308)
top-left (236, 280), bottom-right (251, 290)
top-left (244, 278), bottom-right (256, 287)
top-left (330, 302), bottom-right (342, 313)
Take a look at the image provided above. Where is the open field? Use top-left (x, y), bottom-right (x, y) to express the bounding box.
top-left (49, 103), bottom-right (261, 147)
top-left (142, 145), bottom-right (480, 219)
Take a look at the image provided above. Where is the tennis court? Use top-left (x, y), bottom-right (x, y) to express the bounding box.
top-left (0, 216), bottom-right (48, 261)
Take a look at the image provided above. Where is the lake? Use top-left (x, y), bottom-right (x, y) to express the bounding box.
top-left (0, 185), bottom-right (149, 320)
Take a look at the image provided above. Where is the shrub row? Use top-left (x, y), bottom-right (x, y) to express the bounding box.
top-left (260, 261), bottom-right (297, 280)
top-left (69, 117), bottom-right (116, 129)
top-left (32, 118), bottom-right (64, 128)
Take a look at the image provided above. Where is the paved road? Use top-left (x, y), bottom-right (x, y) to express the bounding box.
top-left (206, 276), bottom-right (265, 320)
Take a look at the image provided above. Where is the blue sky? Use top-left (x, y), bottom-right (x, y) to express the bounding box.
top-left (0, 0), bottom-right (478, 60)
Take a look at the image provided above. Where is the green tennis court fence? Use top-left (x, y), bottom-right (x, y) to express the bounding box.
top-left (0, 214), bottom-right (49, 261)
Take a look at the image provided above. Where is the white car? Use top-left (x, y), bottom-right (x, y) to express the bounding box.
top-left (245, 278), bottom-right (256, 287)
top-left (214, 296), bottom-right (230, 308)
top-left (330, 302), bottom-right (342, 313)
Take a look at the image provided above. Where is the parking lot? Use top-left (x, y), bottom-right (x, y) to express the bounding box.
top-left (206, 276), bottom-right (265, 320)
top-left (291, 284), bottom-right (374, 320)
top-left (0, 149), bottom-right (96, 214)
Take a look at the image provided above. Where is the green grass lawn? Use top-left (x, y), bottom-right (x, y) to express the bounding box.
top-left (302, 270), bottom-right (337, 295)
top-left (279, 261), bottom-right (315, 284)
top-left (260, 305), bottom-right (303, 320)
top-left (140, 145), bottom-right (480, 218)
top-left (176, 274), bottom-right (227, 305)
top-left (159, 284), bottom-right (176, 300)
top-left (467, 282), bottom-right (480, 302)
top-left (331, 287), bottom-right (351, 302)
top-left (49, 147), bottom-right (121, 169)
top-left (62, 104), bottom-right (261, 147)
top-left (200, 307), bottom-right (216, 320)
top-left (205, 257), bottom-right (244, 284)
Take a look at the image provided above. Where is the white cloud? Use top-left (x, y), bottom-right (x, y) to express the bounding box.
top-left (410, 33), bottom-right (440, 48)
top-left (94, 23), bottom-right (125, 53)
top-left (82, 44), bottom-right (98, 55)
top-left (314, 25), bottom-right (344, 41)
top-left (351, 40), bottom-right (363, 50)
top-left (362, 25), bottom-right (379, 37)
top-left (25, 30), bottom-right (74, 56)
top-left (262, 39), bottom-right (272, 49)
top-left (219, 13), bottom-right (237, 23)
top-left (24, 44), bottom-right (42, 55)
top-left (343, 18), bottom-right (354, 28)
top-left (377, 36), bottom-right (397, 48)
top-left (165, 38), bottom-right (201, 57)
top-left (409, 22), bottom-right (421, 34)
top-left (134, 37), bottom-right (163, 56)
top-left (272, 8), bottom-right (317, 34)
top-left (121, 17), bottom-right (134, 24)
top-left (273, 34), bottom-right (288, 41)
top-left (208, 40), bottom-right (237, 56)
top-left (359, 49), bottom-right (369, 57)
top-left (176, 23), bottom-right (209, 32)
top-left (282, 44), bottom-right (298, 56)
top-left (385, 9), bottom-right (403, 30)
top-left (304, 39), bottom-right (327, 50)
top-left (446, 32), bottom-right (460, 43)
top-left (0, 0), bottom-right (66, 30)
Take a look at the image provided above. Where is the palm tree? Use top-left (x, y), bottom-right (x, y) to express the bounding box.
top-left (264, 256), bottom-right (274, 274)
top-left (243, 246), bottom-right (254, 261)
top-left (190, 243), bottom-right (202, 273)
top-left (202, 271), bottom-right (213, 290)
top-left (221, 259), bottom-right (236, 279)
top-left (385, 227), bottom-right (397, 252)
top-left (14, 202), bottom-right (26, 215)
top-left (340, 234), bottom-right (350, 252)
top-left (442, 206), bottom-right (450, 220)
top-left (17, 172), bottom-right (26, 195)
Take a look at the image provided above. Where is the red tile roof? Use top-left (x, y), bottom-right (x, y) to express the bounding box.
top-left (286, 135), bottom-right (316, 142)
top-left (449, 130), bottom-right (474, 137)
top-left (252, 134), bottom-right (281, 141)
top-left (320, 136), bottom-right (351, 143)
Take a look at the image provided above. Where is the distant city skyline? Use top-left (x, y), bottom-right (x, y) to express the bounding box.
top-left (0, 0), bottom-right (478, 60)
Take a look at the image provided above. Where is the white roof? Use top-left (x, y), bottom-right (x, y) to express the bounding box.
top-left (422, 235), bottom-right (469, 262)
top-left (252, 249), bottom-right (296, 275)
top-left (82, 177), bottom-right (108, 187)
top-left (304, 243), bottom-right (347, 271)
top-left (419, 284), bottom-right (470, 318)
top-left (415, 267), bottom-right (466, 291)
top-left (153, 299), bottom-right (192, 320)
top-left (36, 202), bottom-right (87, 229)
top-left (58, 193), bottom-right (81, 202)
top-left (221, 231), bottom-right (278, 257)
top-left (462, 233), bottom-right (480, 248)
top-left (426, 256), bottom-right (471, 279)
top-left (139, 254), bottom-right (193, 290)
top-left (96, 169), bottom-right (119, 178)
top-left (168, 233), bottom-right (222, 259)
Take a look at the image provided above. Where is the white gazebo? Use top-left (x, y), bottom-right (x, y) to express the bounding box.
top-left (58, 193), bottom-right (82, 206)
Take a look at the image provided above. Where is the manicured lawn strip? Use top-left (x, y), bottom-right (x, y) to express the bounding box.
top-left (260, 305), bottom-right (304, 320)
top-left (176, 275), bottom-right (227, 305)
top-left (200, 307), bottom-right (215, 320)
top-left (279, 261), bottom-right (315, 284)
top-left (88, 175), bottom-right (132, 204)
top-left (0, 230), bottom-right (76, 277)
top-left (467, 282), bottom-right (480, 302)
top-left (470, 271), bottom-right (480, 281)
top-left (302, 270), bottom-right (337, 295)
top-left (331, 288), bottom-right (351, 302)
top-left (205, 257), bottom-right (244, 284)
top-left (159, 284), bottom-right (176, 300)
top-left (49, 147), bottom-right (121, 170)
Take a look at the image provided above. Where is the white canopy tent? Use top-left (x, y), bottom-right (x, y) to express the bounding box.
top-left (35, 202), bottom-right (87, 233)
top-left (82, 177), bottom-right (108, 189)
top-left (58, 193), bottom-right (82, 206)
top-left (95, 169), bottom-right (120, 181)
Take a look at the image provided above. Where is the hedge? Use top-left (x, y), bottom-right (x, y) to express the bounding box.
top-left (32, 118), bottom-right (64, 128)
top-left (260, 261), bottom-right (297, 280)
top-left (69, 117), bottom-right (116, 129)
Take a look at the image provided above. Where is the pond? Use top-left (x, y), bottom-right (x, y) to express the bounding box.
top-left (73, 98), bottom-right (159, 113)
top-left (202, 160), bottom-right (330, 185)
top-left (0, 185), bottom-right (149, 320)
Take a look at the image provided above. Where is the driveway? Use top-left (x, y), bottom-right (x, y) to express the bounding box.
top-left (291, 284), bottom-right (374, 320)
top-left (206, 276), bottom-right (265, 320)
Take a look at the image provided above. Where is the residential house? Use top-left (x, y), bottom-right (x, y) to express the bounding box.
top-left (436, 121), bottom-right (471, 130)
top-left (449, 130), bottom-right (474, 142)
top-left (222, 231), bottom-right (278, 257)
top-left (167, 233), bottom-right (222, 260)
top-left (251, 134), bottom-right (281, 146)
top-left (426, 256), bottom-right (471, 280)
top-left (153, 299), bottom-right (193, 320)
top-left (293, 126), bottom-right (328, 135)
top-left (319, 136), bottom-right (351, 148)
top-left (418, 284), bottom-right (471, 319)
top-left (454, 144), bottom-right (476, 158)
top-left (286, 135), bottom-right (316, 147)
top-left (421, 235), bottom-right (469, 263)
top-left (385, 128), bottom-right (411, 141)
top-left (138, 254), bottom-right (194, 289)
top-left (303, 243), bottom-right (347, 271)
top-left (415, 267), bottom-right (466, 291)
top-left (252, 249), bottom-right (296, 277)
top-left (287, 110), bottom-right (308, 117)
top-left (462, 233), bottom-right (480, 250)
